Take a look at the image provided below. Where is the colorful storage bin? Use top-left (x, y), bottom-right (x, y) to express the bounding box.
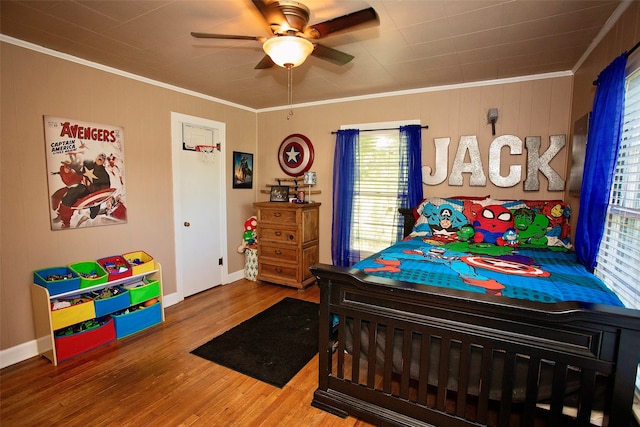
top-left (51, 297), bottom-right (96, 330)
top-left (34, 266), bottom-right (81, 295)
top-left (54, 317), bottom-right (115, 362)
top-left (125, 279), bottom-right (161, 305)
top-left (112, 302), bottom-right (162, 339)
top-left (123, 251), bottom-right (155, 276)
top-left (97, 255), bottom-right (132, 281)
top-left (70, 261), bottom-right (108, 289)
top-left (92, 287), bottom-right (130, 317)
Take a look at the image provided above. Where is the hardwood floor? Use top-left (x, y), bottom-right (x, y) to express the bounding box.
top-left (0, 279), bottom-right (374, 426)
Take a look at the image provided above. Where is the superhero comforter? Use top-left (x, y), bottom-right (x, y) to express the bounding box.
top-left (353, 236), bottom-right (624, 307)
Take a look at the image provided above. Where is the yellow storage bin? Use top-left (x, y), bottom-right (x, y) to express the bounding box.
top-left (123, 251), bottom-right (154, 276)
top-left (125, 279), bottom-right (161, 305)
top-left (50, 297), bottom-right (96, 330)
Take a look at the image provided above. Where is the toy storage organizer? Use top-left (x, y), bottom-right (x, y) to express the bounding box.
top-left (31, 253), bottom-right (164, 365)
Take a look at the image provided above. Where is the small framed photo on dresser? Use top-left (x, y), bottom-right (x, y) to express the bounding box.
top-left (269, 185), bottom-right (289, 202)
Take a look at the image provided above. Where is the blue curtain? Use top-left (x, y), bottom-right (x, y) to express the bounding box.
top-left (400, 124), bottom-right (424, 208)
top-left (398, 124), bottom-right (424, 240)
top-left (331, 129), bottom-right (360, 267)
top-left (575, 53), bottom-right (627, 272)
top-left (331, 126), bottom-right (424, 266)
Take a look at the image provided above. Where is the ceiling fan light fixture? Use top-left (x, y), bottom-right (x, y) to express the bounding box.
top-left (263, 36), bottom-right (314, 68)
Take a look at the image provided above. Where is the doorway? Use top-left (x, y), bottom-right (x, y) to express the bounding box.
top-left (171, 112), bottom-right (227, 298)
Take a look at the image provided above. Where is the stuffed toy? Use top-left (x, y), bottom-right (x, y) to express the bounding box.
top-left (237, 216), bottom-right (258, 253)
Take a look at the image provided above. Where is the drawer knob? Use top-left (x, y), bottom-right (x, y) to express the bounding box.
top-left (274, 249), bottom-right (282, 255)
top-left (274, 212), bottom-right (282, 217)
top-left (275, 267), bottom-right (282, 273)
top-left (288, 234), bottom-right (294, 240)
top-left (275, 231), bottom-right (282, 236)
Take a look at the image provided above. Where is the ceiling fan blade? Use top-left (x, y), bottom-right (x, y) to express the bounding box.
top-left (306, 7), bottom-right (379, 39)
top-left (251, 0), bottom-right (289, 29)
top-left (191, 32), bottom-right (266, 42)
top-left (254, 55), bottom-right (275, 69)
top-left (311, 43), bottom-right (354, 66)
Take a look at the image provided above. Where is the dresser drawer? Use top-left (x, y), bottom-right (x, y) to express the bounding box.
top-left (258, 262), bottom-right (298, 281)
top-left (259, 227), bottom-right (298, 243)
top-left (259, 243), bottom-right (298, 263)
top-left (259, 208), bottom-right (297, 223)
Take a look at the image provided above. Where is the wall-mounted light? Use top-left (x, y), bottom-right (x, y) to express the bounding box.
top-left (487, 108), bottom-right (499, 136)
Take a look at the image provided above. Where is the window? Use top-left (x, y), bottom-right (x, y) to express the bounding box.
top-left (332, 121), bottom-right (423, 266)
top-left (595, 66), bottom-right (640, 310)
top-left (594, 55), bottom-right (640, 399)
top-left (352, 129), bottom-right (406, 257)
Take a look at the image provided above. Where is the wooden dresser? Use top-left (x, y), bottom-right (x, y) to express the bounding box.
top-left (253, 202), bottom-right (320, 289)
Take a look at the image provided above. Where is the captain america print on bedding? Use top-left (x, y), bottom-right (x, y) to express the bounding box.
top-left (353, 197), bottom-right (622, 307)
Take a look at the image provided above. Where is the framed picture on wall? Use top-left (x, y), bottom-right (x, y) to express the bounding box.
top-left (269, 186), bottom-right (290, 202)
top-left (569, 112), bottom-right (590, 197)
top-left (43, 116), bottom-right (127, 230)
top-left (233, 151), bottom-right (253, 189)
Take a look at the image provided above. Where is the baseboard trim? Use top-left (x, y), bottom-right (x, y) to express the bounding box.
top-left (1, 270), bottom-right (249, 369)
top-left (1, 290), bottom-right (180, 369)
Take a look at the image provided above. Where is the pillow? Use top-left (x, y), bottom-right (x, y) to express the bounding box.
top-left (510, 199), bottom-right (572, 248)
top-left (471, 199), bottom-right (572, 248)
top-left (410, 197), bottom-right (572, 249)
top-left (411, 197), bottom-right (478, 241)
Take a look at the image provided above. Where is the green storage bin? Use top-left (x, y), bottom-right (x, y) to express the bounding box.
top-left (70, 261), bottom-right (108, 289)
top-left (125, 279), bottom-right (161, 305)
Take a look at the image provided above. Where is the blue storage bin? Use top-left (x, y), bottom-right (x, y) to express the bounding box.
top-left (92, 287), bottom-right (130, 317)
top-left (34, 266), bottom-right (81, 295)
top-left (112, 302), bottom-right (162, 339)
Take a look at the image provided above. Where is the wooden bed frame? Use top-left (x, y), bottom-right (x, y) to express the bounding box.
top-left (310, 209), bottom-right (640, 427)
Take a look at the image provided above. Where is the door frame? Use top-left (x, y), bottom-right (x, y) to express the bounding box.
top-left (170, 112), bottom-right (228, 301)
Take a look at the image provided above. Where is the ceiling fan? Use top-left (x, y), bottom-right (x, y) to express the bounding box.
top-left (191, 0), bottom-right (379, 69)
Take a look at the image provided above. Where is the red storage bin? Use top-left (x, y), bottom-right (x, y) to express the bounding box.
top-left (54, 317), bottom-right (116, 362)
top-left (97, 255), bottom-right (132, 281)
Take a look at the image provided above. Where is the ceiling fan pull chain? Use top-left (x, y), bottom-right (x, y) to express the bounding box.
top-left (287, 65), bottom-right (294, 120)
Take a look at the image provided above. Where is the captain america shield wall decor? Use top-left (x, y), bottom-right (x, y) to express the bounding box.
top-left (278, 134), bottom-right (314, 177)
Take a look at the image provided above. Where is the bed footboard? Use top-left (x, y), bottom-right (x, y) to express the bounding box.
top-left (310, 264), bottom-right (640, 427)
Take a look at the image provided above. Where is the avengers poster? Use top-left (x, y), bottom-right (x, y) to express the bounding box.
top-left (44, 116), bottom-right (127, 230)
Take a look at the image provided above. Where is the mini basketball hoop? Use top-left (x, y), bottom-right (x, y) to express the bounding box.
top-left (195, 144), bottom-right (219, 164)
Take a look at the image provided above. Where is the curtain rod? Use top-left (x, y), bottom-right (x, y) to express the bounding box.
top-left (592, 40), bottom-right (640, 85)
top-left (331, 125), bottom-right (428, 134)
top-left (626, 40), bottom-right (640, 58)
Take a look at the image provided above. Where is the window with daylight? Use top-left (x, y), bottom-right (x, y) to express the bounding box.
top-left (352, 128), bottom-right (406, 257)
top-left (595, 61), bottom-right (640, 311)
top-left (331, 121), bottom-right (423, 267)
top-left (594, 53), bottom-right (640, 396)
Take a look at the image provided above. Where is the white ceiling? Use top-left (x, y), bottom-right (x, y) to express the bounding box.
top-left (0, 0), bottom-right (625, 110)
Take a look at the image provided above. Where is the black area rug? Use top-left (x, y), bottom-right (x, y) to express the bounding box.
top-left (190, 297), bottom-right (319, 388)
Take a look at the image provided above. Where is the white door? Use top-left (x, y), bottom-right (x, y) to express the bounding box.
top-left (171, 113), bottom-right (227, 298)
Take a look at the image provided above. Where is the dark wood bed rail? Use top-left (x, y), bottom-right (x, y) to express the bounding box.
top-left (399, 207), bottom-right (416, 238)
top-left (310, 264), bottom-right (640, 427)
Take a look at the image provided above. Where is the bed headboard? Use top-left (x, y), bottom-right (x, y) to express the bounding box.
top-left (399, 197), bottom-right (573, 250)
top-left (399, 208), bottom-right (416, 238)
